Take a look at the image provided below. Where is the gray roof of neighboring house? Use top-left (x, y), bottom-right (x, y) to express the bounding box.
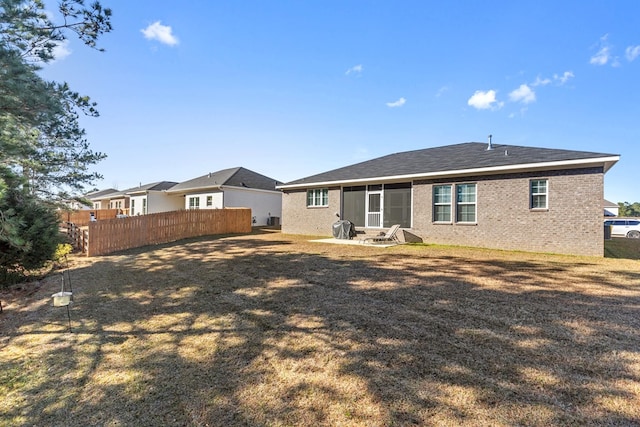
top-left (86, 188), bottom-right (119, 200)
top-left (603, 199), bottom-right (619, 207)
top-left (167, 167), bottom-right (282, 193)
top-left (280, 142), bottom-right (619, 188)
top-left (124, 181), bottom-right (178, 195)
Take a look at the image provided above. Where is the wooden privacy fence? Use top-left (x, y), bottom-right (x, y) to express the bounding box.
top-left (63, 222), bottom-right (89, 254)
top-left (66, 208), bottom-right (251, 256)
top-left (59, 209), bottom-right (120, 226)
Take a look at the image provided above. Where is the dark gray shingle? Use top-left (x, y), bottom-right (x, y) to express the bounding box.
top-left (168, 167), bottom-right (281, 192)
top-left (283, 142), bottom-right (618, 186)
top-left (124, 181), bottom-right (178, 194)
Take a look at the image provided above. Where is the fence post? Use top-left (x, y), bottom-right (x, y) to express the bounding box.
top-left (83, 227), bottom-right (89, 256)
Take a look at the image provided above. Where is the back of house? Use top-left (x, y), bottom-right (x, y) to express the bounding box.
top-left (277, 141), bottom-right (619, 256)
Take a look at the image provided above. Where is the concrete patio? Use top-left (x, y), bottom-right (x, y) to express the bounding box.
top-left (309, 238), bottom-right (400, 248)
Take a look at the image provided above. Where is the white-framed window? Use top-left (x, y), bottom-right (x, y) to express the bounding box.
top-left (530, 179), bottom-right (548, 209)
top-left (456, 183), bottom-right (476, 223)
top-left (206, 195), bottom-right (213, 207)
top-left (307, 188), bottom-right (328, 207)
top-left (188, 197), bottom-right (200, 210)
top-left (131, 199), bottom-right (136, 215)
top-left (142, 198), bottom-right (147, 214)
top-left (433, 185), bottom-right (452, 222)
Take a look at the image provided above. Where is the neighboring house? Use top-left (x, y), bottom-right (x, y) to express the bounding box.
top-left (166, 167), bottom-right (282, 226)
top-left (277, 141), bottom-right (620, 256)
top-left (85, 188), bottom-right (120, 210)
top-left (603, 199), bottom-right (619, 217)
top-left (125, 181), bottom-right (181, 215)
top-left (106, 190), bottom-right (129, 213)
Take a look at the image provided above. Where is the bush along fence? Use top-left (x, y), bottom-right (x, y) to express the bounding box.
top-left (64, 222), bottom-right (90, 254)
top-left (63, 208), bottom-right (252, 256)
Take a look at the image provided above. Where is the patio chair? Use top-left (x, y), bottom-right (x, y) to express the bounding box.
top-left (362, 224), bottom-right (401, 245)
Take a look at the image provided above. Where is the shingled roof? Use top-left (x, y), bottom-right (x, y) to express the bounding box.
top-left (167, 167), bottom-right (282, 193)
top-left (124, 181), bottom-right (179, 195)
top-left (279, 142), bottom-right (619, 188)
top-left (85, 188), bottom-right (119, 200)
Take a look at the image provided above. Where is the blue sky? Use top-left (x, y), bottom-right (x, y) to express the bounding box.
top-left (40, 1), bottom-right (640, 203)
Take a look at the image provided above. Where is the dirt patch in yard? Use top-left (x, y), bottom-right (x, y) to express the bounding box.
top-left (1, 230), bottom-right (639, 426)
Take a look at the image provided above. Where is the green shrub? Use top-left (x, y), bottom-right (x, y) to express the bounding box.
top-left (1, 187), bottom-right (63, 285)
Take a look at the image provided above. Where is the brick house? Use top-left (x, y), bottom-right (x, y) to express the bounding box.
top-left (277, 142), bottom-right (619, 256)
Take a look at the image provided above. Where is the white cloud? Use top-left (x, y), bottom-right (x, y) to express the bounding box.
top-left (51, 39), bottom-right (72, 61)
top-left (554, 71), bottom-right (574, 85)
top-left (141, 21), bottom-right (179, 46)
top-left (590, 34), bottom-right (611, 65)
top-left (532, 76), bottom-right (551, 87)
top-left (590, 46), bottom-right (611, 65)
top-left (532, 71), bottom-right (574, 88)
top-left (345, 64), bottom-right (363, 76)
top-left (467, 90), bottom-right (503, 110)
top-left (386, 97), bottom-right (406, 108)
top-left (509, 84), bottom-right (536, 104)
top-left (435, 86), bottom-right (449, 97)
top-left (509, 108), bottom-right (528, 119)
top-left (626, 45), bottom-right (640, 62)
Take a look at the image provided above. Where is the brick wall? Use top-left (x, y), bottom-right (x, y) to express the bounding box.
top-left (281, 187), bottom-right (341, 236)
top-left (281, 167), bottom-right (605, 256)
top-left (412, 167), bottom-right (604, 256)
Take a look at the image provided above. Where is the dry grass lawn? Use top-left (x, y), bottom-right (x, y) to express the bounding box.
top-left (1, 229), bottom-right (640, 426)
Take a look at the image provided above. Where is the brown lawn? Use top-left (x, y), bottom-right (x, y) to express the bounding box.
top-left (1, 230), bottom-right (640, 426)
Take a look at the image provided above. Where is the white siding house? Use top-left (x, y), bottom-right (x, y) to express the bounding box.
top-left (604, 199), bottom-right (619, 217)
top-left (125, 181), bottom-right (182, 215)
top-left (220, 186), bottom-right (282, 225)
top-left (167, 167), bottom-right (282, 226)
top-left (85, 188), bottom-right (121, 211)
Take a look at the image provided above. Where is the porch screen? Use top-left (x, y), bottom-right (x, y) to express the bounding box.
top-left (342, 183), bottom-right (412, 228)
top-left (342, 186), bottom-right (366, 226)
top-left (383, 182), bottom-right (411, 228)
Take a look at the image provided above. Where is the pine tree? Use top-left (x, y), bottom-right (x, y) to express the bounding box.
top-left (0, 0), bottom-right (112, 278)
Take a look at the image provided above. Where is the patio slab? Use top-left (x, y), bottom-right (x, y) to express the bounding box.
top-left (309, 238), bottom-right (399, 248)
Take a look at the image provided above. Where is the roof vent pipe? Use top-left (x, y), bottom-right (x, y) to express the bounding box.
top-left (487, 134), bottom-right (493, 150)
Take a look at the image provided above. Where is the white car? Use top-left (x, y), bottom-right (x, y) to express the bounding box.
top-left (604, 218), bottom-right (640, 238)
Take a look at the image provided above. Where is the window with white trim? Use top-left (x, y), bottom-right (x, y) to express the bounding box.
top-left (142, 198), bottom-right (147, 214)
top-left (206, 195), bottom-right (213, 207)
top-left (456, 183), bottom-right (476, 223)
top-left (188, 197), bottom-right (199, 210)
top-left (530, 179), bottom-right (548, 209)
top-left (433, 185), bottom-right (452, 222)
top-left (131, 199), bottom-right (136, 215)
top-left (307, 188), bottom-right (329, 207)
